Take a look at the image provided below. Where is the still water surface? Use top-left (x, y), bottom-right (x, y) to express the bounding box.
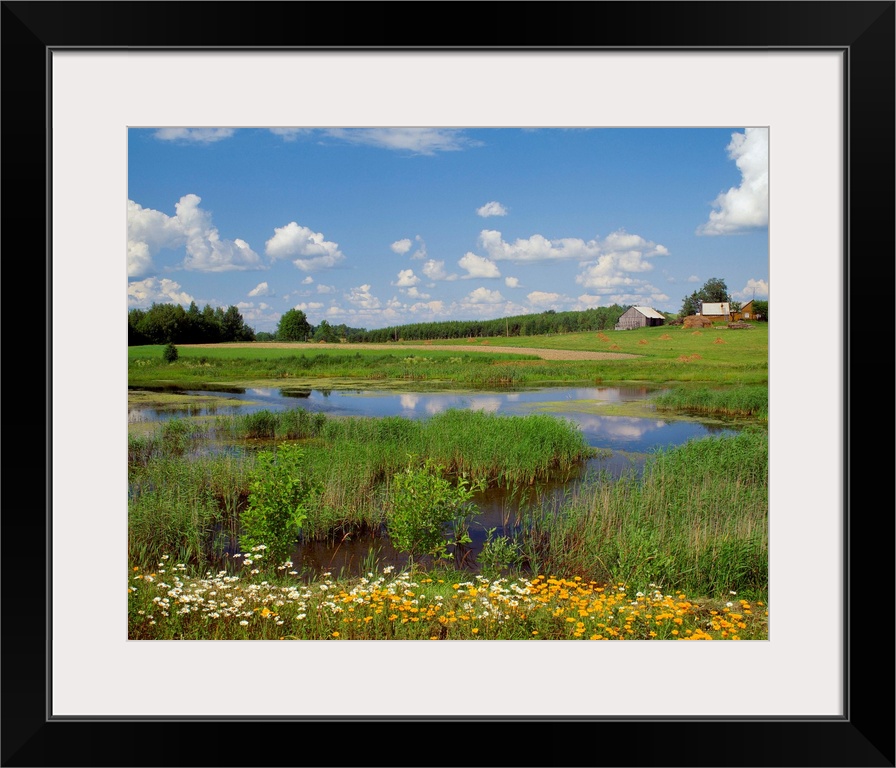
top-left (129, 384), bottom-right (735, 454)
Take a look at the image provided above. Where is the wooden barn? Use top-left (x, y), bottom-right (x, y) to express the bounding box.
top-left (615, 305), bottom-right (666, 330)
top-left (736, 299), bottom-right (762, 321)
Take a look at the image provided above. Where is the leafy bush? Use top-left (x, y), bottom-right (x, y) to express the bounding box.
top-left (386, 458), bottom-right (482, 564)
top-left (477, 528), bottom-right (524, 580)
top-left (162, 343), bottom-right (179, 363)
top-left (242, 443), bottom-right (319, 563)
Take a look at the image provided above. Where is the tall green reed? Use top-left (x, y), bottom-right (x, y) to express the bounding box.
top-left (519, 429), bottom-right (768, 599)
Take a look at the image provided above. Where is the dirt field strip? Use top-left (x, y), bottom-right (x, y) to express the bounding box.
top-left (183, 342), bottom-right (642, 361)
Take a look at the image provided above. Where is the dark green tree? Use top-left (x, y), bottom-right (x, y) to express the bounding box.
top-left (221, 305), bottom-right (255, 341)
top-left (699, 277), bottom-right (732, 303)
top-left (312, 319), bottom-right (338, 343)
top-left (680, 278), bottom-right (732, 317)
top-left (753, 300), bottom-right (768, 320)
top-left (276, 308), bottom-right (311, 341)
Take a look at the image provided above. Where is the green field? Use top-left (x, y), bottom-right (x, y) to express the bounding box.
top-left (128, 322), bottom-right (769, 389)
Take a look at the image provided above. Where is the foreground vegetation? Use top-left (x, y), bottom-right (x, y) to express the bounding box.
top-left (128, 409), bottom-right (768, 639)
top-left (129, 561), bottom-right (767, 640)
top-left (128, 322), bottom-right (768, 639)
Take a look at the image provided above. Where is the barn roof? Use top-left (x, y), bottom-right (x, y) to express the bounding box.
top-left (632, 306), bottom-right (665, 319)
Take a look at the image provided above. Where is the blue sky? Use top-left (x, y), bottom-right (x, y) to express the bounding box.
top-left (127, 127), bottom-right (769, 334)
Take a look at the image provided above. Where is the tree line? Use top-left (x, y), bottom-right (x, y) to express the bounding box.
top-left (350, 305), bottom-right (631, 343)
top-left (131, 303), bottom-right (642, 347)
top-left (265, 305), bottom-right (635, 344)
top-left (128, 302), bottom-right (256, 346)
top-left (130, 281), bottom-right (766, 348)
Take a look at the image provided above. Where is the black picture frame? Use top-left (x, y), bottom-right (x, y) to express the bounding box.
top-left (4, 2), bottom-right (893, 766)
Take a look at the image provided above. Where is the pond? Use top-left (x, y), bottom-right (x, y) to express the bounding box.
top-left (129, 383), bottom-right (740, 577)
top-left (128, 383), bottom-right (736, 454)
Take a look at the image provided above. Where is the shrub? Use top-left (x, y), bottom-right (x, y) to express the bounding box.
top-left (477, 528), bottom-right (524, 580)
top-left (162, 343), bottom-right (179, 363)
top-left (386, 458), bottom-right (482, 565)
top-left (241, 443), bottom-right (319, 563)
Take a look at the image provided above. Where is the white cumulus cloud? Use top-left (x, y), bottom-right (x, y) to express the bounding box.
top-left (127, 195), bottom-right (262, 276)
top-left (422, 259), bottom-right (457, 282)
top-left (478, 228), bottom-right (668, 267)
top-left (504, 277), bottom-right (521, 288)
top-left (127, 277), bottom-right (194, 308)
top-left (393, 269), bottom-right (420, 287)
top-left (527, 291), bottom-right (561, 306)
top-left (409, 235), bottom-right (427, 260)
top-left (458, 252), bottom-right (501, 279)
top-left (265, 222), bottom-right (345, 271)
top-left (248, 282), bottom-right (273, 297)
top-left (345, 284), bottom-right (381, 309)
top-left (391, 238), bottom-right (412, 255)
top-left (697, 127), bottom-right (769, 235)
top-left (127, 199), bottom-right (184, 277)
top-left (478, 230), bottom-right (602, 262)
top-left (176, 195), bottom-right (263, 272)
top-left (409, 300), bottom-right (444, 315)
top-left (733, 278), bottom-right (769, 301)
top-left (465, 287), bottom-right (504, 304)
top-left (574, 229), bottom-right (669, 290)
top-left (476, 201), bottom-right (508, 217)
top-left (392, 234), bottom-right (427, 260)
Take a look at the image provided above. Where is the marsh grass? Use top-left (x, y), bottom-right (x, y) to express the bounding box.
top-left (128, 417), bottom-right (205, 466)
top-left (653, 385), bottom-right (768, 422)
top-left (129, 409), bottom-right (595, 563)
top-left (519, 429), bottom-right (768, 599)
top-left (128, 452), bottom-right (250, 565)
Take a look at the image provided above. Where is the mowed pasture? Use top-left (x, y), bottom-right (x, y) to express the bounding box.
top-left (128, 321), bottom-right (769, 389)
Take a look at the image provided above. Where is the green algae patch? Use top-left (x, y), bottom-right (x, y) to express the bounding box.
top-left (223, 377), bottom-right (517, 395)
top-left (129, 389), bottom-right (258, 410)
top-left (529, 399), bottom-right (662, 419)
top-left (529, 398), bottom-right (738, 425)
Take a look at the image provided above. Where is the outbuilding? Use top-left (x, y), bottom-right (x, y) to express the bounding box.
top-left (614, 305), bottom-right (666, 330)
top-left (699, 302), bottom-right (731, 320)
top-left (737, 299), bottom-right (764, 321)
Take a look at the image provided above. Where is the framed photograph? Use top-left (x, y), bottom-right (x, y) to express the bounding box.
top-left (6, 1), bottom-right (893, 765)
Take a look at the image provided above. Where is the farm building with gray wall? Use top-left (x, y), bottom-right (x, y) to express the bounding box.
top-left (615, 306), bottom-right (666, 330)
top-left (699, 302), bottom-right (731, 319)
